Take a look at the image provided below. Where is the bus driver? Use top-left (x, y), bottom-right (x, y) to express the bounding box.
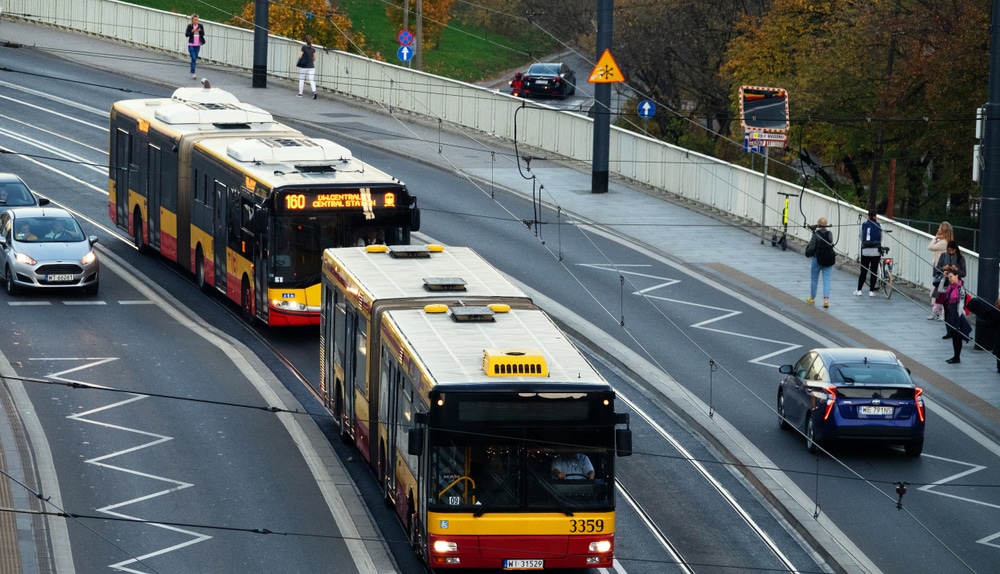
top-left (551, 452), bottom-right (595, 480)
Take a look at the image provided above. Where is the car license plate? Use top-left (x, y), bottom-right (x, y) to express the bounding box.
top-left (860, 406), bottom-right (893, 415)
top-left (47, 274), bottom-right (75, 282)
top-left (504, 559), bottom-right (543, 570)
top-left (536, 79), bottom-right (548, 85)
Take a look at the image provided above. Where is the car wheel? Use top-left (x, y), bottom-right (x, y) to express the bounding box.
top-left (777, 392), bottom-right (790, 430)
top-left (904, 438), bottom-right (923, 457)
top-left (805, 417), bottom-right (818, 454)
top-left (5, 266), bottom-right (20, 296)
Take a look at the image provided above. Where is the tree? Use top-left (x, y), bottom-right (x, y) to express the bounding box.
top-left (230, 0), bottom-right (363, 53)
top-left (384, 0), bottom-right (456, 51)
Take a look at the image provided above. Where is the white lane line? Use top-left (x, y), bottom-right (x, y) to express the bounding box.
top-left (7, 301), bottom-right (52, 306)
top-left (62, 301), bottom-right (107, 306)
top-left (0, 111), bottom-right (106, 154)
top-left (0, 126), bottom-right (106, 175)
top-left (0, 92), bottom-right (108, 129)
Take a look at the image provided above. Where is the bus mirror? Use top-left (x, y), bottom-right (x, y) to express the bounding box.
top-left (616, 428), bottom-right (632, 457)
top-left (408, 427), bottom-right (424, 455)
top-left (410, 204), bottom-right (421, 232)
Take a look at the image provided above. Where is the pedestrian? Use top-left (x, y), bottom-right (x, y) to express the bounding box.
top-left (805, 217), bottom-right (836, 308)
top-left (854, 210), bottom-right (882, 297)
top-left (297, 35), bottom-right (317, 99)
top-left (926, 221), bottom-right (953, 320)
top-left (185, 14), bottom-right (206, 80)
top-left (942, 269), bottom-right (972, 364)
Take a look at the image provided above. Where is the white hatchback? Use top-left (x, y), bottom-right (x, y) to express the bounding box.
top-left (0, 207), bottom-right (99, 295)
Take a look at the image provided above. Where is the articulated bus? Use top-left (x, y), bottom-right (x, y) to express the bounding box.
top-left (320, 244), bottom-right (632, 569)
top-left (108, 87), bottom-right (419, 326)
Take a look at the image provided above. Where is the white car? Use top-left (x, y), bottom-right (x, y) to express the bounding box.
top-left (0, 207), bottom-right (99, 295)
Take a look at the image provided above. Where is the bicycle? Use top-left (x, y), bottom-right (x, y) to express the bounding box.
top-left (875, 245), bottom-right (894, 299)
top-left (771, 191), bottom-right (799, 251)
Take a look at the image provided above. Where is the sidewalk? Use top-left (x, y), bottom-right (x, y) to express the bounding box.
top-left (4, 16), bottom-right (1000, 572)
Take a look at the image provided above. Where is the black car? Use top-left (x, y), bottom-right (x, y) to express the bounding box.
top-left (522, 63), bottom-right (577, 99)
top-left (0, 173), bottom-right (47, 214)
top-left (777, 348), bottom-right (925, 456)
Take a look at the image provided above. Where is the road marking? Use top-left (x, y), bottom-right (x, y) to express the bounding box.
top-left (6, 301), bottom-right (51, 306)
top-left (581, 263), bottom-right (801, 366)
top-left (35, 357), bottom-right (213, 572)
top-left (62, 301), bottom-right (106, 306)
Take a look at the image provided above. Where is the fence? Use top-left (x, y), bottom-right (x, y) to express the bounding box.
top-left (1, 0), bottom-right (977, 292)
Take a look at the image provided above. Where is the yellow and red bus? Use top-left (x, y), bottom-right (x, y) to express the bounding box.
top-left (320, 244), bottom-right (632, 569)
top-left (109, 88), bottom-right (419, 326)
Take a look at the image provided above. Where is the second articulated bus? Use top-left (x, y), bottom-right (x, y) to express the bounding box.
top-left (319, 244), bottom-right (632, 569)
top-left (109, 87), bottom-right (419, 326)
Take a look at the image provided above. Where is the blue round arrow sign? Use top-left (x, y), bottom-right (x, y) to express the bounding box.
top-left (397, 45), bottom-right (414, 62)
top-left (638, 100), bottom-right (656, 119)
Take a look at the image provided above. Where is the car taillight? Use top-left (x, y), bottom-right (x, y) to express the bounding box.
top-left (822, 386), bottom-right (837, 420)
top-left (914, 387), bottom-right (925, 422)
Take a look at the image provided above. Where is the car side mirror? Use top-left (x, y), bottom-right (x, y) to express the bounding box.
top-left (778, 364), bottom-right (793, 374)
top-left (89, 235), bottom-right (100, 245)
top-left (38, 198), bottom-right (50, 206)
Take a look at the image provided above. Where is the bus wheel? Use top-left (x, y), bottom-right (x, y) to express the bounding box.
top-left (241, 278), bottom-right (254, 324)
top-left (195, 248), bottom-right (209, 292)
top-left (132, 211), bottom-right (146, 254)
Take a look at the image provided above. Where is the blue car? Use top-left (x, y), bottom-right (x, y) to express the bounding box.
top-left (777, 348), bottom-right (925, 456)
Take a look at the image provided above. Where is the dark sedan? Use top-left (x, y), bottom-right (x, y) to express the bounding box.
top-left (522, 63), bottom-right (577, 99)
top-left (777, 348), bottom-right (925, 456)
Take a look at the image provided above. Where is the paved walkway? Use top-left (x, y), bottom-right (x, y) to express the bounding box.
top-left (3, 17), bottom-right (1000, 572)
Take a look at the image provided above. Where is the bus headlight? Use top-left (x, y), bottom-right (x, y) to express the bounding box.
top-left (589, 540), bottom-right (612, 553)
top-left (433, 540), bottom-right (458, 553)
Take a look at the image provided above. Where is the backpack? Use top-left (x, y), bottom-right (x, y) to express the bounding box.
top-left (815, 230), bottom-right (836, 267)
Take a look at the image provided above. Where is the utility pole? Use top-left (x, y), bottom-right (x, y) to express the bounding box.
top-left (976, 0), bottom-right (1000, 347)
top-left (592, 0), bottom-right (612, 194)
top-left (415, 0), bottom-right (423, 71)
top-left (252, 0), bottom-right (269, 87)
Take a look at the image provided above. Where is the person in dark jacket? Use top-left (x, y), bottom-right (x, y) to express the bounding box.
top-left (807, 217), bottom-right (836, 308)
top-left (934, 240), bottom-right (967, 337)
top-left (942, 269), bottom-right (971, 364)
top-left (185, 14), bottom-right (206, 79)
top-left (855, 210), bottom-right (882, 297)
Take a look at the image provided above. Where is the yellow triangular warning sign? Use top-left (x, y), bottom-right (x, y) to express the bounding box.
top-left (589, 49), bottom-right (624, 84)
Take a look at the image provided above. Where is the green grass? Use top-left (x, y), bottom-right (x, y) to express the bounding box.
top-left (121, 0), bottom-right (547, 82)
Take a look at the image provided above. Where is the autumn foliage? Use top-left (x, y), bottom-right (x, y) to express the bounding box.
top-left (229, 0), bottom-right (363, 53)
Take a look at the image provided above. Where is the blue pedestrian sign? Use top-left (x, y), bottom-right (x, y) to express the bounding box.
top-left (397, 30), bottom-right (413, 46)
top-left (638, 100), bottom-right (656, 119)
top-left (397, 45), bottom-right (414, 62)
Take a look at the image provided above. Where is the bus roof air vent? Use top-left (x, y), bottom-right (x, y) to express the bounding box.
top-left (423, 277), bottom-right (467, 292)
top-left (450, 306), bottom-right (495, 322)
top-left (227, 137), bottom-right (353, 163)
top-left (482, 348), bottom-right (549, 377)
top-left (388, 245), bottom-right (432, 258)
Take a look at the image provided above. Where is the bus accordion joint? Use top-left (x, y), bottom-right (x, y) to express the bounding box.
top-left (482, 348), bottom-right (549, 377)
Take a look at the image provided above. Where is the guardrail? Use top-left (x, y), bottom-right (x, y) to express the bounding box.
top-left (2, 0), bottom-right (974, 293)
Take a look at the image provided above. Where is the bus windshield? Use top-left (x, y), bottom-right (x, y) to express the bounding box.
top-left (428, 427), bottom-right (613, 514)
top-left (268, 216), bottom-right (405, 287)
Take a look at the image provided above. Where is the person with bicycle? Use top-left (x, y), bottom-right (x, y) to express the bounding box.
top-left (855, 210), bottom-right (882, 297)
top-left (806, 217), bottom-right (836, 308)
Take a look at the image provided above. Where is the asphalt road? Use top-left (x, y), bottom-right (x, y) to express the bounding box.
top-left (3, 23), bottom-right (1000, 574)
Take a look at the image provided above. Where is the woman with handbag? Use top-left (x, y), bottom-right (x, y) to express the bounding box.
top-left (927, 221), bottom-right (952, 320)
top-left (297, 35), bottom-right (317, 99)
top-left (942, 269), bottom-right (972, 364)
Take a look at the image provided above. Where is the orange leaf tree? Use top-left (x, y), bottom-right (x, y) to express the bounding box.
top-left (230, 0), bottom-right (364, 53)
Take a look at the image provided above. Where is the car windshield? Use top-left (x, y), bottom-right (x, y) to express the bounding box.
top-left (20, 217), bottom-right (85, 242)
top-left (0, 181), bottom-right (34, 206)
top-left (830, 363), bottom-right (911, 385)
top-left (528, 64), bottom-right (560, 76)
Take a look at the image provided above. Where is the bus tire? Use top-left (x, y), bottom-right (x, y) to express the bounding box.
top-left (132, 210), bottom-right (146, 254)
top-left (241, 277), bottom-right (254, 324)
top-left (195, 248), bottom-right (209, 292)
